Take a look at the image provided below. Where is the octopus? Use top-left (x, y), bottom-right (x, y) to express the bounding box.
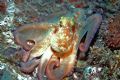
top-left (13, 13), bottom-right (102, 80)
top-left (105, 14), bottom-right (120, 49)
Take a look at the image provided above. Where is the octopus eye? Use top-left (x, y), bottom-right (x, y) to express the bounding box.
top-left (59, 21), bottom-right (62, 27)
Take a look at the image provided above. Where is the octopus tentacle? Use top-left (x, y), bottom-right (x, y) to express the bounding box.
top-left (18, 48), bottom-right (31, 62)
top-left (13, 23), bottom-right (51, 51)
top-left (15, 48), bottom-right (31, 62)
top-left (13, 23), bottom-right (54, 61)
top-left (46, 55), bottom-right (60, 80)
top-left (46, 53), bottom-right (76, 80)
top-left (79, 14), bottom-right (102, 53)
top-left (13, 23), bottom-right (54, 76)
top-left (37, 47), bottom-right (53, 80)
top-left (19, 58), bottom-right (40, 74)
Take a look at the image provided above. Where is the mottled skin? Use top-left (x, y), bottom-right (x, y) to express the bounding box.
top-left (44, 17), bottom-right (79, 80)
top-left (13, 14), bottom-right (102, 80)
top-left (45, 14), bottom-right (102, 80)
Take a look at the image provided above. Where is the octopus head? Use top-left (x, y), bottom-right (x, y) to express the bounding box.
top-left (51, 17), bottom-right (75, 58)
top-left (59, 17), bottom-right (75, 28)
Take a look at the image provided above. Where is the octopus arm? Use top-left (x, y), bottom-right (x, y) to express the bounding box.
top-left (13, 23), bottom-right (54, 62)
top-left (79, 14), bottom-right (102, 53)
top-left (46, 53), bottom-right (76, 80)
top-left (37, 46), bottom-right (53, 80)
top-left (13, 23), bottom-right (53, 51)
top-left (17, 48), bottom-right (31, 62)
top-left (19, 58), bottom-right (40, 74)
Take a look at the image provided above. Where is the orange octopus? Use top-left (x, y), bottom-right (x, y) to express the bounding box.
top-left (13, 13), bottom-right (102, 80)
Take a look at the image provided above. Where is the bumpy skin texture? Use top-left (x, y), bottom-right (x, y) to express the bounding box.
top-left (105, 14), bottom-right (120, 49)
top-left (50, 17), bottom-right (76, 58)
top-left (13, 14), bottom-right (102, 80)
top-left (45, 17), bottom-right (78, 80)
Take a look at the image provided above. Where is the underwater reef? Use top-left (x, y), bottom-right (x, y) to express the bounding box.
top-left (0, 0), bottom-right (120, 80)
top-left (105, 13), bottom-right (120, 49)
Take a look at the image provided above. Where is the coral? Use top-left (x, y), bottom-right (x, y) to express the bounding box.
top-left (0, 0), bottom-right (7, 14)
top-left (105, 14), bottom-right (120, 49)
top-left (14, 0), bottom-right (70, 24)
top-left (87, 46), bottom-right (120, 79)
top-left (0, 60), bottom-right (32, 80)
top-left (61, 0), bottom-right (87, 8)
top-left (14, 0), bottom-right (24, 4)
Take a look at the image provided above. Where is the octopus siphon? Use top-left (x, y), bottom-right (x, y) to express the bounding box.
top-left (13, 13), bottom-right (102, 80)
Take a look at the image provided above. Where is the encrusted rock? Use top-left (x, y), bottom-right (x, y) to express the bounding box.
top-left (105, 14), bottom-right (120, 49)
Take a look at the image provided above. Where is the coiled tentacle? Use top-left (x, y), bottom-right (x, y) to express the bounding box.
top-left (46, 53), bottom-right (76, 80)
